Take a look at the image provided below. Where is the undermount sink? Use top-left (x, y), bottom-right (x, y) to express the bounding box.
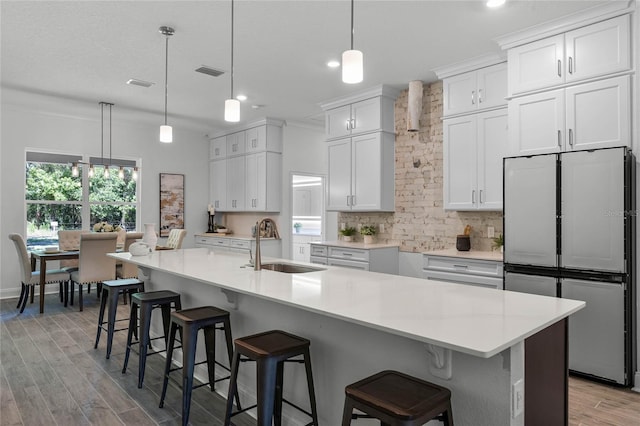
top-left (260, 263), bottom-right (325, 274)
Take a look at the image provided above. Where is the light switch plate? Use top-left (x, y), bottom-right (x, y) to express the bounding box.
top-left (512, 379), bottom-right (524, 418)
top-left (488, 226), bottom-right (495, 238)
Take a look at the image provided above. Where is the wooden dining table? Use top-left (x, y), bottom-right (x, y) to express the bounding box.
top-left (30, 250), bottom-right (79, 313)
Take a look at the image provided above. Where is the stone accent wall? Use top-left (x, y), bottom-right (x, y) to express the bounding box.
top-left (338, 82), bottom-right (503, 252)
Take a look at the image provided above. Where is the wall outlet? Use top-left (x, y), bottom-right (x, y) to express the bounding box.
top-left (487, 226), bottom-right (495, 238)
top-left (512, 379), bottom-right (524, 418)
top-left (379, 224), bottom-right (385, 233)
top-left (340, 223), bottom-right (345, 230)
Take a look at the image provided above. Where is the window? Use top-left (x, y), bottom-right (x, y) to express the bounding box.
top-left (25, 151), bottom-right (139, 248)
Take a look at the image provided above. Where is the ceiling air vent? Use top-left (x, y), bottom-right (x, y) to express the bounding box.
top-left (195, 66), bottom-right (225, 77)
top-left (126, 79), bottom-right (154, 88)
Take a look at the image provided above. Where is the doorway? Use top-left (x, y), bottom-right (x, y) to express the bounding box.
top-left (291, 173), bottom-right (325, 262)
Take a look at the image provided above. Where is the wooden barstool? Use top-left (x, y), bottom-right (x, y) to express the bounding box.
top-left (159, 306), bottom-right (239, 426)
top-left (224, 330), bottom-right (319, 426)
top-left (94, 278), bottom-right (145, 359)
top-left (341, 370), bottom-right (453, 426)
top-left (121, 290), bottom-right (182, 388)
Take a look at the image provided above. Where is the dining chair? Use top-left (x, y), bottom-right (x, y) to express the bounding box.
top-left (166, 229), bottom-right (187, 249)
top-left (8, 233), bottom-right (70, 313)
top-left (70, 232), bottom-right (118, 311)
top-left (117, 232), bottom-right (144, 279)
top-left (58, 230), bottom-right (84, 272)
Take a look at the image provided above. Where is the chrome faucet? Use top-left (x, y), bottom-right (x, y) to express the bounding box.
top-left (254, 218), bottom-right (268, 270)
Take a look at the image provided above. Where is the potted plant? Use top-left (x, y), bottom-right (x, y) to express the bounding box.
top-left (293, 222), bottom-right (302, 233)
top-left (360, 225), bottom-right (377, 244)
top-left (492, 233), bottom-right (504, 252)
top-left (339, 226), bottom-right (357, 242)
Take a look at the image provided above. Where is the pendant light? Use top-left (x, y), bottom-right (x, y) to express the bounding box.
top-left (342, 0), bottom-right (363, 84)
top-left (224, 0), bottom-right (240, 122)
top-left (159, 26), bottom-right (174, 142)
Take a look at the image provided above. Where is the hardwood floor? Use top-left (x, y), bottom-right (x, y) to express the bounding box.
top-left (1, 293), bottom-right (640, 425)
top-left (0, 293), bottom-right (253, 426)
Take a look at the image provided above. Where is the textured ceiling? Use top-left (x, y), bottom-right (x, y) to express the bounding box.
top-left (1, 1), bottom-right (612, 134)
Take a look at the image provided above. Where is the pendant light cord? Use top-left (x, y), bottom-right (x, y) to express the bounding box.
top-left (230, 0), bottom-right (234, 99)
top-left (100, 102), bottom-right (104, 166)
top-left (109, 103), bottom-right (112, 167)
top-left (164, 35), bottom-right (169, 125)
top-left (350, 0), bottom-right (354, 50)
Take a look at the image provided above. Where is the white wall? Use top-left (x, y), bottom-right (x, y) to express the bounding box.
top-left (0, 90), bottom-right (209, 298)
top-left (280, 122), bottom-right (335, 260)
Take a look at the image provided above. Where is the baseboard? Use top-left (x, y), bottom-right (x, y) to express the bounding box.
top-left (633, 372), bottom-right (640, 393)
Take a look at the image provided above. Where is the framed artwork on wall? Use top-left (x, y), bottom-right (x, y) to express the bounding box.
top-left (159, 173), bottom-right (185, 237)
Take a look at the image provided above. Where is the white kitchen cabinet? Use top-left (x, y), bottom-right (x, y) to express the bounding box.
top-left (210, 136), bottom-right (226, 160)
top-left (325, 96), bottom-right (395, 140)
top-left (508, 15), bottom-right (630, 96)
top-left (245, 152), bottom-right (281, 212)
top-left (292, 235), bottom-right (322, 263)
top-left (309, 242), bottom-right (399, 274)
top-left (327, 132), bottom-right (395, 212)
top-left (444, 109), bottom-right (507, 211)
top-left (226, 156), bottom-right (245, 211)
top-left (245, 124), bottom-right (283, 154)
top-left (508, 75), bottom-right (630, 156)
top-left (210, 159), bottom-right (227, 211)
top-left (443, 63), bottom-right (507, 117)
top-left (226, 131), bottom-right (246, 157)
top-left (423, 254), bottom-right (504, 289)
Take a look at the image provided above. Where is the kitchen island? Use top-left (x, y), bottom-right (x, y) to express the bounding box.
top-left (109, 248), bottom-right (584, 426)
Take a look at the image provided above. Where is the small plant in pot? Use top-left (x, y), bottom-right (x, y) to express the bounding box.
top-left (492, 233), bottom-right (504, 252)
top-left (339, 226), bottom-right (357, 242)
top-left (360, 225), bottom-right (377, 244)
top-left (293, 222), bottom-right (302, 233)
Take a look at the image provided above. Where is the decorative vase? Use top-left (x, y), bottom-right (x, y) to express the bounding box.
top-left (142, 223), bottom-right (158, 251)
top-left (343, 235), bottom-right (352, 242)
top-left (363, 235), bottom-right (374, 244)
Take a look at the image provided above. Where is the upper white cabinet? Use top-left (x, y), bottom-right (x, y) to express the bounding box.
top-left (323, 88), bottom-right (397, 141)
top-left (209, 119), bottom-right (283, 212)
top-left (443, 63), bottom-right (507, 117)
top-left (508, 75), bottom-right (630, 156)
top-left (210, 136), bottom-right (227, 160)
top-left (508, 15), bottom-right (630, 96)
top-left (327, 132), bottom-right (395, 212)
top-left (443, 109), bottom-right (508, 211)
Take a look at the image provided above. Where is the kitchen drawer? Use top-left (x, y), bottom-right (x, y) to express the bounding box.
top-left (328, 258), bottom-right (369, 271)
top-left (328, 247), bottom-right (369, 262)
top-left (423, 270), bottom-right (502, 289)
top-left (310, 245), bottom-right (328, 257)
top-left (423, 255), bottom-right (502, 277)
top-left (310, 256), bottom-right (328, 265)
top-left (229, 239), bottom-right (250, 250)
top-left (195, 236), bottom-right (230, 248)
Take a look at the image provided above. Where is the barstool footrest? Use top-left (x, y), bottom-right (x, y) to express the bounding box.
top-left (227, 403), bottom-right (258, 418)
top-left (282, 397), bottom-right (314, 419)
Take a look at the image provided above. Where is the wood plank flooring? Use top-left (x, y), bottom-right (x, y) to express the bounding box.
top-left (1, 293), bottom-right (640, 425)
top-left (0, 293), bottom-right (253, 426)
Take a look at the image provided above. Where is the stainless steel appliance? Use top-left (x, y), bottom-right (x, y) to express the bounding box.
top-left (503, 147), bottom-right (636, 386)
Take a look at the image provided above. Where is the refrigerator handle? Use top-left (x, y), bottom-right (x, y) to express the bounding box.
top-left (568, 128), bottom-right (573, 147)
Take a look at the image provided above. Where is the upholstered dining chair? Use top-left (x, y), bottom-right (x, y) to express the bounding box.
top-left (117, 232), bottom-right (144, 279)
top-left (70, 232), bottom-right (117, 311)
top-left (166, 229), bottom-right (187, 249)
top-left (58, 230), bottom-right (84, 272)
top-left (9, 233), bottom-right (70, 313)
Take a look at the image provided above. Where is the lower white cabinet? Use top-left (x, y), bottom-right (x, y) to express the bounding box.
top-left (292, 235), bottom-right (322, 263)
top-left (310, 242), bottom-right (399, 274)
top-left (194, 234), bottom-right (282, 258)
top-left (423, 253), bottom-right (503, 289)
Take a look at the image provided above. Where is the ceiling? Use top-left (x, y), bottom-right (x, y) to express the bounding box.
top-left (1, 0), bottom-right (613, 135)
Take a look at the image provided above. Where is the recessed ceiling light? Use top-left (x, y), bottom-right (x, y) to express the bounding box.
top-left (251, 104), bottom-right (265, 109)
top-left (486, 0), bottom-right (506, 8)
top-left (236, 94), bottom-right (247, 101)
top-left (126, 78), bottom-right (154, 88)
top-left (327, 60), bottom-right (340, 68)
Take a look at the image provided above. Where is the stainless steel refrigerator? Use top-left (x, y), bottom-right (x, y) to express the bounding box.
top-left (503, 146), bottom-right (636, 386)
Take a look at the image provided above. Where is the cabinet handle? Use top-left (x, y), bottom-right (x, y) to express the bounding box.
top-left (215, 148), bottom-right (219, 156)
top-left (568, 128), bottom-right (573, 147)
top-left (557, 59), bottom-right (562, 77)
top-left (350, 118), bottom-right (356, 130)
top-left (479, 189), bottom-right (484, 204)
top-left (342, 252), bottom-right (353, 256)
top-left (478, 89), bottom-right (483, 103)
top-left (471, 90), bottom-right (475, 105)
top-left (472, 190), bottom-right (476, 204)
top-left (557, 130), bottom-right (562, 147)
top-left (453, 264), bottom-right (469, 269)
top-left (252, 138), bottom-right (257, 148)
top-left (346, 120), bottom-right (351, 130)
top-left (568, 57), bottom-right (573, 74)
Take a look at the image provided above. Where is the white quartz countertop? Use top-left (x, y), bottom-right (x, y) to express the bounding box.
top-left (423, 248), bottom-right (504, 262)
top-left (109, 248), bottom-right (583, 358)
top-left (309, 240), bottom-right (400, 249)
